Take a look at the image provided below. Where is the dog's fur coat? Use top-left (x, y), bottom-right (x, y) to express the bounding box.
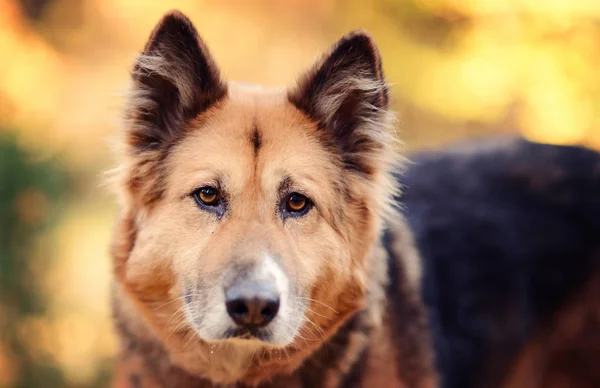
top-left (403, 139), bottom-right (600, 388)
top-left (110, 10), bottom-right (600, 388)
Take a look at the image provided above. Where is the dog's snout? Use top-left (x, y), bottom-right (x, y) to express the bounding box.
top-left (225, 281), bottom-right (280, 328)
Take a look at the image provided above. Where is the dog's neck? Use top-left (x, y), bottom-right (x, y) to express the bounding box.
top-left (112, 219), bottom-right (434, 387)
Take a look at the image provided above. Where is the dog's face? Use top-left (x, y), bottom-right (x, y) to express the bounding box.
top-left (114, 10), bottom-right (398, 358)
top-left (158, 98), bottom-right (361, 346)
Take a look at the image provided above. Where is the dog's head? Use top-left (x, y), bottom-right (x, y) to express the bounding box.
top-left (113, 9), bottom-right (399, 366)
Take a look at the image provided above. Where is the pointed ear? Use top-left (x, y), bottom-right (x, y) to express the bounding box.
top-left (288, 31), bottom-right (392, 175)
top-left (126, 10), bottom-right (227, 152)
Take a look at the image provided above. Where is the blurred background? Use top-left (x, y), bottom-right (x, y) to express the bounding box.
top-left (1, 0), bottom-right (599, 386)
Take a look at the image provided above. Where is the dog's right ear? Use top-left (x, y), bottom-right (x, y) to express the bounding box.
top-left (126, 10), bottom-right (227, 153)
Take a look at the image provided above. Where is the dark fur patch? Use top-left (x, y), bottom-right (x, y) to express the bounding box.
top-left (129, 374), bottom-right (141, 388)
top-left (251, 124), bottom-right (262, 156)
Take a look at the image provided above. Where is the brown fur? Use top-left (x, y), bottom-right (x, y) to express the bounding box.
top-left (502, 266), bottom-right (600, 388)
top-left (111, 10), bottom-right (435, 387)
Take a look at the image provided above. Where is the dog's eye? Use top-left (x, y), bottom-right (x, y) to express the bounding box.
top-left (193, 186), bottom-right (220, 206)
top-left (285, 193), bottom-right (310, 214)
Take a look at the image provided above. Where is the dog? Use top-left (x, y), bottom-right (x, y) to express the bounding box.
top-left (110, 10), bottom-right (600, 388)
top-left (110, 9), bottom-right (435, 388)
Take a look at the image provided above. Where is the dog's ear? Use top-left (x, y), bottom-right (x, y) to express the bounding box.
top-left (288, 31), bottom-right (392, 175)
top-left (126, 10), bottom-right (227, 152)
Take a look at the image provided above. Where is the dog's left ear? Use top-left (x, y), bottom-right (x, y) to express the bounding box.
top-left (288, 31), bottom-right (391, 175)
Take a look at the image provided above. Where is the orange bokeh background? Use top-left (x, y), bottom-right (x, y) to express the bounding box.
top-left (1, 0), bottom-right (599, 386)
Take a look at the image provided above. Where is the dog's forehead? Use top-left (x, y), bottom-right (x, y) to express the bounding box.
top-left (194, 82), bottom-right (309, 134)
top-left (179, 82), bottom-right (322, 154)
top-left (166, 84), bottom-right (335, 193)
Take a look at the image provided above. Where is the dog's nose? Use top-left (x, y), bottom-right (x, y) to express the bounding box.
top-left (225, 281), bottom-right (280, 328)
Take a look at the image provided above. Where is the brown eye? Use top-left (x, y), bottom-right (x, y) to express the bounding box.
top-left (194, 186), bottom-right (219, 206)
top-left (286, 193), bottom-right (309, 213)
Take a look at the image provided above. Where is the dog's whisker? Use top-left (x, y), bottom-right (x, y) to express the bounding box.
top-left (302, 315), bottom-right (327, 342)
top-left (152, 294), bottom-right (201, 311)
top-left (303, 305), bottom-right (333, 321)
top-left (164, 305), bottom-right (191, 341)
top-left (297, 297), bottom-right (340, 314)
top-left (182, 329), bottom-right (201, 351)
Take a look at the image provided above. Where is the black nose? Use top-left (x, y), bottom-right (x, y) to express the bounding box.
top-left (225, 281), bottom-right (280, 328)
